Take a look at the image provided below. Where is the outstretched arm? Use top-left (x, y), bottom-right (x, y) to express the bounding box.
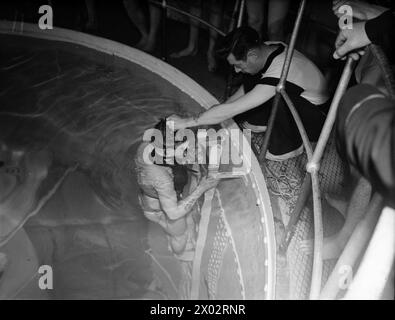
top-left (168, 84), bottom-right (276, 130)
top-left (225, 85), bottom-right (245, 104)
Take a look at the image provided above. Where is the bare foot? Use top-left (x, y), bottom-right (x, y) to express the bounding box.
top-left (207, 51), bottom-right (217, 72)
top-left (141, 39), bottom-right (156, 53)
top-left (325, 193), bottom-right (348, 218)
top-left (170, 46), bottom-right (198, 59)
top-left (85, 19), bottom-right (98, 31)
top-left (135, 35), bottom-right (148, 51)
top-left (299, 233), bottom-right (345, 260)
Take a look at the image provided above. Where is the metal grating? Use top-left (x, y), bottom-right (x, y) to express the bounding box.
top-left (262, 134), bottom-right (347, 299)
top-left (207, 214), bottom-right (230, 300)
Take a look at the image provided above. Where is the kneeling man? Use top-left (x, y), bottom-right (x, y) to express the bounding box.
top-left (169, 27), bottom-right (330, 160)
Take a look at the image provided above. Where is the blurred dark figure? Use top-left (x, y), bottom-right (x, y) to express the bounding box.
top-left (123, 0), bottom-right (161, 52)
top-left (246, 0), bottom-right (291, 41)
top-left (337, 84), bottom-right (395, 209)
top-left (170, 0), bottom-right (224, 72)
top-left (84, 0), bottom-right (98, 31)
top-left (332, 0), bottom-right (395, 207)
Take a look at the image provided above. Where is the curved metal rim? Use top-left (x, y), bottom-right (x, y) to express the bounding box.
top-left (0, 20), bottom-right (277, 299)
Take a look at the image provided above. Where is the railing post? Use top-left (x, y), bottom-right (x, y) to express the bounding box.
top-left (258, 0), bottom-right (306, 163)
top-left (306, 57), bottom-right (355, 174)
top-left (307, 57), bottom-right (355, 300)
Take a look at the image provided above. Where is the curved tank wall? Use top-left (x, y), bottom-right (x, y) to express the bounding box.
top-left (0, 21), bottom-right (276, 299)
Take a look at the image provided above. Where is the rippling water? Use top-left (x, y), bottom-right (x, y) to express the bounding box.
top-left (0, 34), bottom-right (202, 299)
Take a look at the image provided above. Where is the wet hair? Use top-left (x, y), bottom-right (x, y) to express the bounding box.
top-left (153, 118), bottom-right (181, 159)
top-left (153, 118), bottom-right (188, 197)
top-left (216, 26), bottom-right (262, 61)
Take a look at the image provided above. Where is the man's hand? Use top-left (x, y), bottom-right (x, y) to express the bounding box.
top-left (167, 114), bottom-right (193, 130)
top-left (333, 21), bottom-right (370, 60)
top-left (332, 0), bottom-right (387, 21)
top-left (198, 175), bottom-right (219, 192)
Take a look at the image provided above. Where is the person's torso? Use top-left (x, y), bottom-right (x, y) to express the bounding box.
top-left (243, 42), bottom-right (329, 105)
top-left (134, 142), bottom-right (174, 199)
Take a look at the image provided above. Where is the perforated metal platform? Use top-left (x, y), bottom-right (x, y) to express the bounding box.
top-left (254, 132), bottom-right (348, 299)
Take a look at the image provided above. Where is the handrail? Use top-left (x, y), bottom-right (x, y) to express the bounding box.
top-left (307, 57), bottom-right (355, 299)
top-left (251, 0), bottom-right (355, 299)
top-left (280, 90), bottom-right (313, 159)
top-left (258, 0), bottom-right (306, 163)
top-left (306, 57), bottom-right (355, 174)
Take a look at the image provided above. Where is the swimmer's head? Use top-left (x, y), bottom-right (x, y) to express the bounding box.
top-left (151, 118), bottom-right (197, 166)
top-left (217, 26), bottom-right (265, 75)
top-left (151, 118), bottom-right (194, 196)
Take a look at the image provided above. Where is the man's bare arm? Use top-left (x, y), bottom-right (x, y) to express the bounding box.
top-left (225, 85), bottom-right (245, 104)
top-left (169, 84), bottom-right (276, 129)
top-left (157, 176), bottom-right (218, 220)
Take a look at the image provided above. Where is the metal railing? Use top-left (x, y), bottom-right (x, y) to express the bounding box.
top-left (258, 0), bottom-right (394, 300)
top-left (255, 0), bottom-right (357, 299)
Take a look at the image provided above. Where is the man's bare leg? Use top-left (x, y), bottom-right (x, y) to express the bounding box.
top-left (207, 0), bottom-right (223, 72)
top-left (301, 177), bottom-right (372, 260)
top-left (170, 4), bottom-right (201, 58)
top-left (142, 3), bottom-right (161, 52)
top-left (267, 0), bottom-right (290, 41)
top-left (123, 0), bottom-right (149, 50)
top-left (84, 0), bottom-right (98, 30)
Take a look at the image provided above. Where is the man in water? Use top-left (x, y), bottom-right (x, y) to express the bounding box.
top-left (134, 119), bottom-right (218, 298)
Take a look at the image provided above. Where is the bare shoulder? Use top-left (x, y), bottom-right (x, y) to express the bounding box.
top-left (135, 143), bottom-right (173, 182)
top-left (136, 141), bottom-right (151, 161)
